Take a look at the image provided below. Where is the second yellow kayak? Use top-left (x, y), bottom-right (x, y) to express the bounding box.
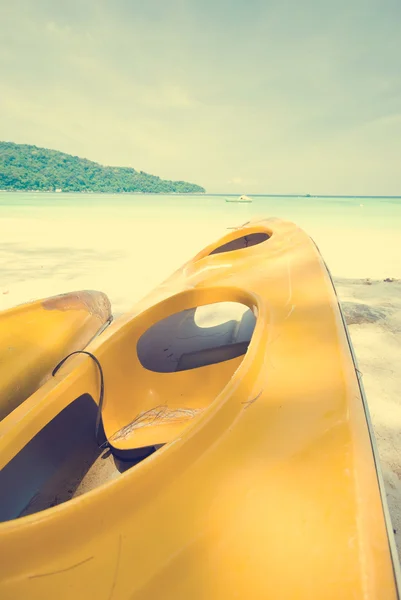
top-left (0, 290), bottom-right (111, 421)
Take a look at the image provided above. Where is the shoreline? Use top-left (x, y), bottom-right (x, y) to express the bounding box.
top-left (1, 190), bottom-right (401, 198)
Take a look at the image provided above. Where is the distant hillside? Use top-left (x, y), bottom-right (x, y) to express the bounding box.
top-left (0, 142), bottom-right (205, 193)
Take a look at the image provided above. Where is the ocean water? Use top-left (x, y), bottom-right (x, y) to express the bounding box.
top-left (1, 192), bottom-right (400, 312)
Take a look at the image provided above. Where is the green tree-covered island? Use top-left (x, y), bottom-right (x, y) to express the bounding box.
top-left (0, 142), bottom-right (205, 193)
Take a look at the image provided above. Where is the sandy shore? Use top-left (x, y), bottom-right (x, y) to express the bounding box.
top-left (0, 220), bottom-right (400, 562)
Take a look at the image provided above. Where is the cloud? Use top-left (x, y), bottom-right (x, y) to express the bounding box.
top-left (1, 0), bottom-right (401, 193)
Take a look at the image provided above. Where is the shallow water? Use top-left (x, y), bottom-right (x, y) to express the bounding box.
top-left (1, 192), bottom-right (400, 312)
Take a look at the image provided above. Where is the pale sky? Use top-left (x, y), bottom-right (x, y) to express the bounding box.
top-left (1, 0), bottom-right (401, 194)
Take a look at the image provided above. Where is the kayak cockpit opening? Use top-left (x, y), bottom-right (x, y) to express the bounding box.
top-left (0, 394), bottom-right (156, 523)
top-left (105, 301), bottom-right (256, 453)
top-left (137, 302), bottom-right (256, 373)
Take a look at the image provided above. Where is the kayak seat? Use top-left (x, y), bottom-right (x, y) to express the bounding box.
top-left (176, 341), bottom-right (249, 371)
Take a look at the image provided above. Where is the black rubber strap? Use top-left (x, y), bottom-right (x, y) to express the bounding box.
top-left (52, 350), bottom-right (106, 447)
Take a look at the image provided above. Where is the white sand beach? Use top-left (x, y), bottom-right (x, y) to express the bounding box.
top-left (0, 197), bottom-right (400, 560)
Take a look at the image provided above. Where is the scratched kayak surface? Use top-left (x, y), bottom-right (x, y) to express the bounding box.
top-left (0, 218), bottom-right (399, 599)
top-left (0, 291), bottom-right (112, 421)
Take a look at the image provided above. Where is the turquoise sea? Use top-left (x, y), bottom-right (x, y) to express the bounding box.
top-left (1, 192), bottom-right (401, 226)
top-left (1, 192), bottom-right (401, 238)
top-left (1, 192), bottom-right (400, 312)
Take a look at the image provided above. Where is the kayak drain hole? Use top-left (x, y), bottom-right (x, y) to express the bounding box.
top-left (209, 232), bottom-right (269, 256)
top-left (137, 301), bottom-right (256, 373)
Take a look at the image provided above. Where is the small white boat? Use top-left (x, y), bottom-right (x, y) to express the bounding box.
top-left (225, 195), bottom-right (252, 203)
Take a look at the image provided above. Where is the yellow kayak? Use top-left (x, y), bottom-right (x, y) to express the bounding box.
top-left (0, 291), bottom-right (111, 421)
top-left (0, 219), bottom-right (399, 599)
